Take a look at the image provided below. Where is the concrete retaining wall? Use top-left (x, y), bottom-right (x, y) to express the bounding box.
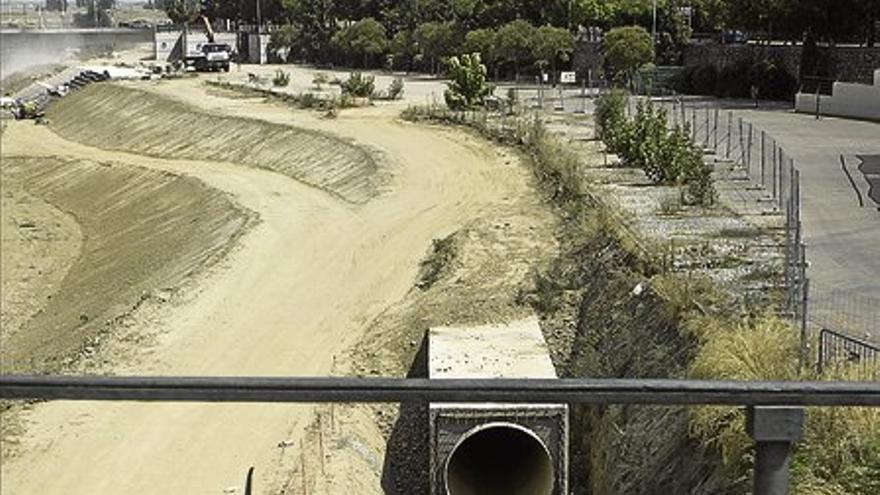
top-left (796, 79), bottom-right (880, 120)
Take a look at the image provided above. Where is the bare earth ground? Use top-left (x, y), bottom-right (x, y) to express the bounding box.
top-left (0, 75), bottom-right (554, 494)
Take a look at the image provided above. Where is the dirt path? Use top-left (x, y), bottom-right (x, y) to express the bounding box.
top-left (0, 82), bottom-right (535, 493)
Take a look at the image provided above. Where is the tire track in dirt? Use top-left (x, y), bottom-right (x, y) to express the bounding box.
top-left (0, 82), bottom-right (536, 494)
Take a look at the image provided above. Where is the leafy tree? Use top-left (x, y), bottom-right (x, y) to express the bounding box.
top-left (656, 1), bottom-right (692, 65)
top-left (332, 17), bottom-right (388, 67)
top-left (444, 53), bottom-right (492, 109)
top-left (269, 23), bottom-right (302, 61)
top-left (531, 25), bottom-right (574, 79)
top-left (163, 0), bottom-right (198, 24)
top-left (571, 0), bottom-right (616, 26)
top-left (280, 0), bottom-right (336, 62)
top-left (495, 19), bottom-right (536, 81)
top-left (603, 25), bottom-right (654, 86)
top-left (391, 29), bottom-right (419, 71)
top-left (462, 28), bottom-right (498, 76)
top-left (414, 21), bottom-right (460, 73)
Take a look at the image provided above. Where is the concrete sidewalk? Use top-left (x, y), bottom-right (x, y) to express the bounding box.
top-left (725, 107), bottom-right (880, 341)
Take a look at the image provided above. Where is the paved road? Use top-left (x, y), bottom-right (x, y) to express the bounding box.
top-left (724, 107), bottom-right (880, 341)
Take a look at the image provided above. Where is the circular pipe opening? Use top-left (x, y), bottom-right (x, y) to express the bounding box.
top-left (445, 422), bottom-right (554, 495)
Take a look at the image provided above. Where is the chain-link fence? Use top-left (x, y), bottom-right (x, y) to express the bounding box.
top-left (647, 98), bottom-right (880, 372)
top-left (624, 97), bottom-right (813, 358)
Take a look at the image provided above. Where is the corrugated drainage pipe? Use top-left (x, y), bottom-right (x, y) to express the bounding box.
top-left (445, 422), bottom-right (554, 495)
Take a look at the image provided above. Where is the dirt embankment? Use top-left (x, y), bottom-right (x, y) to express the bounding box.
top-left (47, 83), bottom-right (383, 203)
top-left (289, 174), bottom-right (559, 495)
top-left (0, 156), bottom-right (254, 373)
top-left (1, 77), bottom-right (553, 494)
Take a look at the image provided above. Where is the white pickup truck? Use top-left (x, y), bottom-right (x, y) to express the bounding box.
top-left (188, 43), bottom-right (232, 72)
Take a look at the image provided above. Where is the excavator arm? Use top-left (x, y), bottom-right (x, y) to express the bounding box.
top-left (200, 14), bottom-right (215, 43)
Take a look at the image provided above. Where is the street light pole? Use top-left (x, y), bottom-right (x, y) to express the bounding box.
top-left (256, 0), bottom-right (262, 34)
top-left (652, 0), bottom-right (658, 47)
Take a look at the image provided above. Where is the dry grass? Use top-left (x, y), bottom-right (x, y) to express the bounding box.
top-left (687, 314), bottom-right (880, 493)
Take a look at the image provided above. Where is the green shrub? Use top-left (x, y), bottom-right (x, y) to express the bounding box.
top-left (597, 96), bottom-right (715, 205)
top-left (312, 72), bottom-right (329, 89)
top-left (626, 101), bottom-right (668, 178)
top-left (341, 72), bottom-right (376, 97)
top-left (444, 53), bottom-right (492, 110)
top-left (388, 78), bottom-right (405, 99)
top-left (594, 89), bottom-right (629, 152)
top-left (272, 69), bottom-right (290, 87)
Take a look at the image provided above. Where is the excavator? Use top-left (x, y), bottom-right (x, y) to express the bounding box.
top-left (184, 11), bottom-right (231, 72)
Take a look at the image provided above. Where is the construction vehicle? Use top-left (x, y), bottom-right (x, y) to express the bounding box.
top-left (184, 14), bottom-right (231, 72)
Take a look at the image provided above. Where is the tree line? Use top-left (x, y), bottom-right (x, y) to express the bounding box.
top-left (161, 0), bottom-right (879, 70)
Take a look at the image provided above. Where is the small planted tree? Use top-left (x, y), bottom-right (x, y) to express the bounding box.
top-left (444, 53), bottom-right (492, 110)
top-left (594, 89), bottom-right (629, 151)
top-left (603, 25), bottom-right (654, 87)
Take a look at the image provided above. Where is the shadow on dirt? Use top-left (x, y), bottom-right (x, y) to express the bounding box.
top-left (380, 332), bottom-right (430, 495)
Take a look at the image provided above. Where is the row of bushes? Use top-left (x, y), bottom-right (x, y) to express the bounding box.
top-left (673, 59), bottom-right (798, 100)
top-left (596, 89), bottom-right (715, 205)
top-left (271, 70), bottom-right (404, 100)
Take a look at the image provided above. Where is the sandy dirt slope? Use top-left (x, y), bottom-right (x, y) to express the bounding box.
top-left (48, 84), bottom-right (383, 204)
top-left (0, 81), bottom-right (537, 493)
top-left (1, 178), bottom-right (82, 364)
top-left (0, 156), bottom-right (254, 373)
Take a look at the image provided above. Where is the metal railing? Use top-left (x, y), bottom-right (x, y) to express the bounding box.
top-left (2, 375), bottom-right (878, 495)
top-left (818, 328), bottom-right (879, 377)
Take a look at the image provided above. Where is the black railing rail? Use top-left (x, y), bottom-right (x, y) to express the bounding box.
top-left (1, 375), bottom-right (879, 406)
top-left (818, 328), bottom-right (879, 375)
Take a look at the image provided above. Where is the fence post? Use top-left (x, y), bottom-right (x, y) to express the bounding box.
top-left (691, 107), bottom-right (697, 143)
top-left (704, 106), bottom-right (710, 148)
top-left (681, 101), bottom-right (686, 131)
top-left (761, 131), bottom-right (767, 188)
top-left (726, 112), bottom-right (732, 158)
top-left (738, 117), bottom-right (745, 166)
top-left (747, 123), bottom-right (754, 177)
top-left (713, 107), bottom-right (719, 151)
top-left (747, 406), bottom-right (805, 495)
top-left (801, 276), bottom-right (810, 369)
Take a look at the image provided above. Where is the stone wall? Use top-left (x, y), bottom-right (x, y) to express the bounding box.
top-left (683, 43), bottom-right (880, 84)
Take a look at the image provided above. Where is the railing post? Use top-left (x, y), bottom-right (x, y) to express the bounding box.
top-left (747, 406), bottom-right (805, 495)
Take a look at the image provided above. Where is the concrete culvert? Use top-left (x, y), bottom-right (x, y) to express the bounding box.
top-left (445, 423), bottom-right (554, 495)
